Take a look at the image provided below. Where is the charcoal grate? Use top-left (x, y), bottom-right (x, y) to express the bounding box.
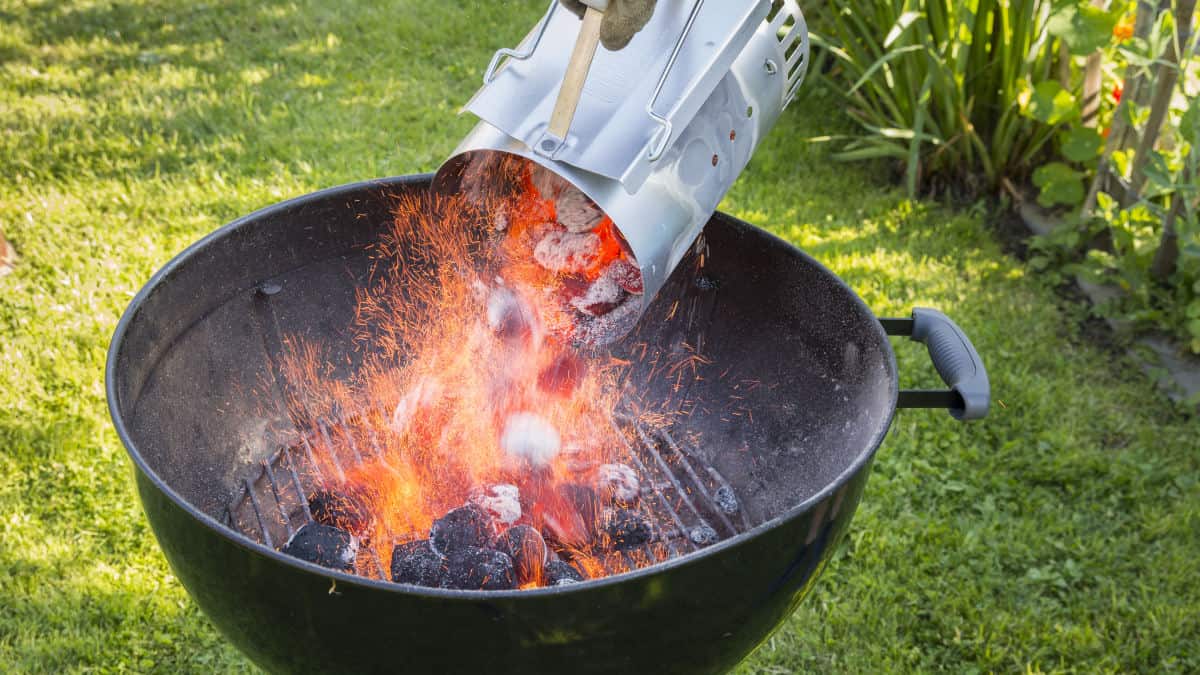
top-left (223, 413), bottom-right (749, 582)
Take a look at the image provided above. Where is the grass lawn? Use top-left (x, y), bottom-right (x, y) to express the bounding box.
top-left (1, 0), bottom-right (1198, 672)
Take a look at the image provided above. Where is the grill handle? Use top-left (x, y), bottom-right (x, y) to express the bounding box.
top-left (880, 308), bottom-right (990, 421)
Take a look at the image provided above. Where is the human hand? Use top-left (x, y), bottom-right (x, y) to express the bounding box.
top-left (559, 0), bottom-right (657, 51)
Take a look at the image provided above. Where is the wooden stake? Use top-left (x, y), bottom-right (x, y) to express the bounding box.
top-left (547, 6), bottom-right (604, 140)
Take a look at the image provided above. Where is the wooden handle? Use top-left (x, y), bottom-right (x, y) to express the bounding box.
top-left (547, 6), bottom-right (604, 140)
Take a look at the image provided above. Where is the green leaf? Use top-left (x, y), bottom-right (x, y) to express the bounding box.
top-left (884, 11), bottom-right (923, 48)
top-left (1186, 301), bottom-right (1200, 319)
top-left (1026, 81), bottom-right (1079, 125)
top-left (1048, 1), bottom-right (1119, 56)
top-left (1181, 96), bottom-right (1200, 147)
top-left (1188, 319), bottom-right (1200, 338)
top-left (1034, 162), bottom-right (1085, 207)
top-left (1060, 127), bottom-right (1103, 162)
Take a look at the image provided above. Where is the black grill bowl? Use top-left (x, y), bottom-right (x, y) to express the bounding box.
top-left (108, 175), bottom-right (909, 674)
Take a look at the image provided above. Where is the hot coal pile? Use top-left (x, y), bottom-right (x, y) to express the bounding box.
top-left (263, 155), bottom-right (717, 589)
top-left (281, 468), bottom-right (667, 590)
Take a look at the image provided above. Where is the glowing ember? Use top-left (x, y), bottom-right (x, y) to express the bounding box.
top-left (273, 155), bottom-right (679, 589)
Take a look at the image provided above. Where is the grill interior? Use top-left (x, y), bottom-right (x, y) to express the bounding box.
top-left (224, 413), bottom-right (753, 581)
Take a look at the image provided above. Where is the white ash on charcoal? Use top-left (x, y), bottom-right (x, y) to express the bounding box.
top-left (430, 503), bottom-right (493, 557)
top-left (573, 293), bottom-right (642, 349)
top-left (390, 539), bottom-right (444, 587)
top-left (689, 524), bottom-right (719, 546)
top-left (443, 546), bottom-right (517, 590)
top-left (555, 187), bottom-right (606, 233)
top-left (486, 286), bottom-right (535, 342)
top-left (594, 463), bottom-right (640, 504)
top-left (570, 272), bottom-right (624, 317)
top-left (533, 230), bottom-right (602, 275)
top-left (606, 258), bottom-right (644, 295)
top-left (280, 523), bottom-right (357, 572)
top-left (495, 525), bottom-right (548, 585)
top-left (714, 486), bottom-right (740, 515)
top-left (500, 412), bottom-right (561, 468)
top-left (545, 559), bottom-right (586, 586)
top-left (308, 488), bottom-right (373, 535)
top-left (604, 508), bottom-right (652, 551)
top-left (469, 484), bottom-right (522, 526)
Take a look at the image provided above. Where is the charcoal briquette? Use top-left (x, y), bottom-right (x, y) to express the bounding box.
top-left (308, 488), bottom-right (371, 534)
top-left (430, 504), bottom-right (492, 556)
top-left (390, 540), bottom-right (444, 587)
top-left (714, 486), bottom-right (740, 515)
top-left (545, 559), bottom-right (586, 586)
top-left (689, 524), bottom-right (719, 546)
top-left (280, 523), bottom-right (357, 572)
top-left (443, 547), bottom-right (516, 591)
top-left (606, 508), bottom-right (652, 551)
top-left (496, 525), bottom-right (547, 584)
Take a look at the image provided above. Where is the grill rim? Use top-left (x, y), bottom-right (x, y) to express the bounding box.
top-left (106, 173), bottom-right (899, 600)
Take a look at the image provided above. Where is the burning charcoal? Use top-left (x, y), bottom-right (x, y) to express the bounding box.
top-left (470, 484), bottom-right (522, 526)
top-left (561, 483), bottom-right (603, 526)
top-left (308, 488), bottom-right (372, 535)
top-left (689, 524), bottom-right (719, 546)
top-left (560, 440), bottom-right (598, 474)
top-left (486, 286), bottom-right (534, 341)
top-left (501, 412), bottom-right (561, 468)
top-left (390, 540), bottom-right (444, 587)
top-left (605, 508), bottom-right (652, 551)
top-left (280, 523), bottom-right (357, 572)
top-left (443, 547), bottom-right (516, 590)
top-left (496, 525), bottom-right (548, 585)
top-left (537, 351), bottom-right (587, 395)
top-left (430, 504), bottom-right (492, 557)
top-left (545, 559), bottom-right (586, 586)
top-left (595, 463), bottom-right (640, 504)
top-left (606, 258), bottom-right (644, 295)
top-left (533, 230), bottom-right (601, 274)
top-left (555, 186), bottom-right (606, 233)
top-left (574, 294), bottom-right (641, 348)
top-left (714, 486), bottom-right (740, 515)
top-left (694, 275), bottom-right (720, 291)
top-left (530, 164), bottom-right (571, 201)
top-left (570, 273), bottom-right (625, 317)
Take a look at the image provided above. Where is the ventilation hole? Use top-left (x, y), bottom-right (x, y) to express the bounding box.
top-left (777, 14), bottom-right (797, 41)
top-left (729, 130), bottom-right (736, 141)
top-left (784, 33), bottom-right (803, 59)
top-left (746, 106), bottom-right (754, 118)
top-left (711, 154), bottom-right (719, 166)
top-left (765, 0), bottom-right (782, 22)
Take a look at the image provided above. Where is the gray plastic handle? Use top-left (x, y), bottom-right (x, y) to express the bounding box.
top-left (881, 308), bottom-right (990, 420)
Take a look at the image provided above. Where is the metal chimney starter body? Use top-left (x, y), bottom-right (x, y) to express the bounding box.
top-left (435, 0), bottom-right (810, 305)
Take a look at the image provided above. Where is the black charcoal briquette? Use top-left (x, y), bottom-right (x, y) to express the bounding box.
top-left (714, 486), bottom-right (740, 515)
top-left (442, 547), bottom-right (516, 591)
top-left (390, 540), bottom-right (444, 587)
top-left (606, 508), bottom-right (652, 551)
top-left (496, 525), bottom-right (548, 585)
top-left (280, 523), bottom-right (357, 572)
top-left (545, 559), bottom-right (585, 586)
top-left (430, 504), bottom-right (492, 556)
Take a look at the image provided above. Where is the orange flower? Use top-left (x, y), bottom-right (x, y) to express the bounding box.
top-left (1101, 126), bottom-right (1111, 139)
top-left (1113, 16), bottom-right (1134, 41)
top-left (1111, 84), bottom-right (1123, 103)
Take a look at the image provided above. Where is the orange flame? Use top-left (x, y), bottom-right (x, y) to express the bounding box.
top-left (276, 157), bottom-right (666, 586)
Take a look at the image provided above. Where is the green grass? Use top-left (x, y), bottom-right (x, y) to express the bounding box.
top-left (0, 0), bottom-right (1197, 672)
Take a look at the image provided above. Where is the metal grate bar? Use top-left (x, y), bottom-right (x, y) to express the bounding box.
top-left (244, 477), bottom-right (274, 549)
top-left (262, 458), bottom-right (295, 539)
top-left (654, 428), bottom-right (738, 535)
top-left (316, 421), bottom-right (347, 483)
top-left (632, 424), bottom-right (714, 537)
top-left (613, 423), bottom-right (693, 555)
